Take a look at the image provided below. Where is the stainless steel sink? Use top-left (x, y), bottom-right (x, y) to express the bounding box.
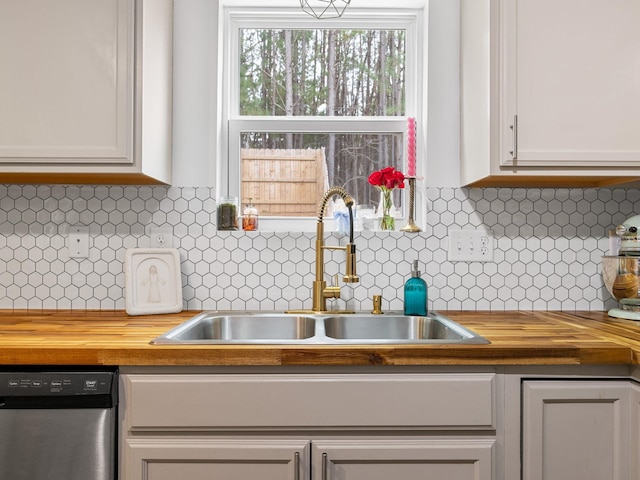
top-left (323, 315), bottom-right (480, 342)
top-left (151, 313), bottom-right (316, 343)
top-left (151, 311), bottom-right (489, 345)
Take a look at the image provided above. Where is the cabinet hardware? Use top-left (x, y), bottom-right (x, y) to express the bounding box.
top-left (294, 452), bottom-right (300, 480)
top-left (509, 115), bottom-right (518, 160)
top-left (322, 452), bottom-right (328, 480)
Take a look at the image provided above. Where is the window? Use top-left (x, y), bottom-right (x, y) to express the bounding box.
top-left (219, 1), bottom-right (426, 231)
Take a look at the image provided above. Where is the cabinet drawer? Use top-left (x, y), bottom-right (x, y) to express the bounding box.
top-left (124, 373), bottom-right (496, 430)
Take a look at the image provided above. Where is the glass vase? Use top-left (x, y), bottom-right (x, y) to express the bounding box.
top-left (378, 189), bottom-right (395, 231)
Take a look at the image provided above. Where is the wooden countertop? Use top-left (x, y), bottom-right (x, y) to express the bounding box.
top-left (0, 310), bottom-right (639, 366)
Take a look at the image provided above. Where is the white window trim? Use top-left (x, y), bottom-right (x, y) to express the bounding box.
top-left (218, 0), bottom-right (428, 233)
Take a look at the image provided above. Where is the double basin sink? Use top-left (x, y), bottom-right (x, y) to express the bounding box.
top-left (151, 311), bottom-right (489, 345)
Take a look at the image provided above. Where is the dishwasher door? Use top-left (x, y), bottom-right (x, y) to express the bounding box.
top-left (0, 369), bottom-right (117, 480)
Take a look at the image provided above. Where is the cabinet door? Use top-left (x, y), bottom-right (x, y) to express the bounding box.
top-left (632, 382), bottom-right (640, 480)
top-left (502, 0), bottom-right (640, 168)
top-left (522, 380), bottom-right (631, 480)
top-left (0, 0), bottom-right (134, 164)
top-left (124, 438), bottom-right (308, 480)
top-left (312, 439), bottom-right (494, 480)
top-left (125, 373), bottom-right (496, 430)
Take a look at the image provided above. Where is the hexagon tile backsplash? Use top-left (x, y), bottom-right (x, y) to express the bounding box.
top-left (0, 184), bottom-right (635, 311)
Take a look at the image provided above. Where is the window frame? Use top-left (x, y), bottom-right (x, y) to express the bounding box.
top-left (218, 0), bottom-right (428, 232)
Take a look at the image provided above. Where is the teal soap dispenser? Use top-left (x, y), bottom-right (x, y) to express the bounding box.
top-left (404, 260), bottom-right (428, 316)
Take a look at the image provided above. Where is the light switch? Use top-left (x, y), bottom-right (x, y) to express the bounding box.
top-left (448, 230), bottom-right (494, 262)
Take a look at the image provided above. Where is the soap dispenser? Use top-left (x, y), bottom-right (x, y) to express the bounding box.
top-left (404, 260), bottom-right (427, 316)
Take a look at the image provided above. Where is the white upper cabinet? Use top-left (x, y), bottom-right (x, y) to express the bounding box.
top-left (0, 0), bottom-right (172, 184)
top-left (461, 0), bottom-right (640, 187)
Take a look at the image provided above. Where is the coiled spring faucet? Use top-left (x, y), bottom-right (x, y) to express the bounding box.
top-left (310, 187), bottom-right (359, 312)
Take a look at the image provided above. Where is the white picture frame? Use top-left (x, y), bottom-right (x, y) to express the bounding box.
top-left (124, 248), bottom-right (183, 315)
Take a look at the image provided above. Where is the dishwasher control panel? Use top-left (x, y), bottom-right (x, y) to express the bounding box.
top-left (0, 371), bottom-right (115, 396)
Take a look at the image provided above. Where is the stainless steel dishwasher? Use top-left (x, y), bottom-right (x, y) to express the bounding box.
top-left (0, 368), bottom-right (118, 480)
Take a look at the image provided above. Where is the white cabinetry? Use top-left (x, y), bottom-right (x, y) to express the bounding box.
top-left (461, 0), bottom-right (640, 187)
top-left (313, 439), bottom-right (494, 480)
top-left (633, 381), bottom-right (640, 480)
top-left (126, 439), bottom-right (308, 480)
top-left (125, 438), bottom-right (494, 480)
top-left (0, 0), bottom-right (172, 184)
top-left (521, 380), bottom-right (634, 480)
top-left (121, 373), bottom-right (497, 480)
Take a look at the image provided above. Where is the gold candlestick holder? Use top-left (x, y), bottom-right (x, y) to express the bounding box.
top-left (401, 176), bottom-right (422, 233)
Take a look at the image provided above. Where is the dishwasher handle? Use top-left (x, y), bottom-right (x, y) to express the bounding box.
top-left (0, 394), bottom-right (115, 409)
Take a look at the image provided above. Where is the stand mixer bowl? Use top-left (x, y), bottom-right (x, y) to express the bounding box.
top-left (602, 255), bottom-right (640, 320)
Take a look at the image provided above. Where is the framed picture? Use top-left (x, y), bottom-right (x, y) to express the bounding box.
top-left (124, 248), bottom-right (183, 315)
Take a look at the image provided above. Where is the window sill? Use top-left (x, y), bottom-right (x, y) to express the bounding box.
top-left (218, 216), bottom-right (412, 234)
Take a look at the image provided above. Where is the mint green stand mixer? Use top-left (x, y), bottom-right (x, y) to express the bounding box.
top-left (603, 214), bottom-right (640, 320)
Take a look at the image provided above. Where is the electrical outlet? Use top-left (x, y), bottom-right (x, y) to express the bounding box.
top-left (149, 226), bottom-right (174, 248)
top-left (68, 226), bottom-right (89, 258)
top-left (448, 230), bottom-right (494, 262)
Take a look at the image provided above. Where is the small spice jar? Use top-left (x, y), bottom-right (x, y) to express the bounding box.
top-left (242, 200), bottom-right (259, 231)
top-left (217, 196), bottom-right (238, 230)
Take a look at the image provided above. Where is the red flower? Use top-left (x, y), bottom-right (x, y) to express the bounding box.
top-left (368, 167), bottom-right (405, 190)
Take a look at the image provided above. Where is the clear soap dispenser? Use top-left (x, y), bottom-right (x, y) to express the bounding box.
top-left (404, 260), bottom-right (427, 316)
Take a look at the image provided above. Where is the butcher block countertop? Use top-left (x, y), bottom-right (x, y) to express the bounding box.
top-left (0, 310), bottom-right (640, 366)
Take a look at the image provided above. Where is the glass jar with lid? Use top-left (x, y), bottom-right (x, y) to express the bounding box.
top-left (242, 199), bottom-right (258, 231)
top-left (217, 196), bottom-right (238, 231)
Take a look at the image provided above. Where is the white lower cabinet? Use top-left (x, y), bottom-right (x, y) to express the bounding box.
top-left (125, 437), bottom-right (494, 480)
top-left (313, 439), bottom-right (494, 480)
top-left (521, 380), bottom-right (635, 480)
top-left (120, 372), bottom-right (498, 480)
top-left (634, 382), bottom-right (640, 480)
top-left (125, 439), bottom-right (308, 480)
top-left (121, 369), bottom-right (640, 480)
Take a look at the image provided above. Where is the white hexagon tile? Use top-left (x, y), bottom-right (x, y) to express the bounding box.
top-left (0, 184), bottom-right (635, 312)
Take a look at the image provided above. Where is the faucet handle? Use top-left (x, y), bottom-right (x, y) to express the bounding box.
top-left (324, 274), bottom-right (341, 300)
top-left (372, 295), bottom-right (383, 314)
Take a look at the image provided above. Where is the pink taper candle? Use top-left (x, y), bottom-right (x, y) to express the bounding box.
top-left (407, 117), bottom-right (416, 176)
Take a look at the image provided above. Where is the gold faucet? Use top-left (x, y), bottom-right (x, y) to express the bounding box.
top-left (288, 187), bottom-right (359, 313)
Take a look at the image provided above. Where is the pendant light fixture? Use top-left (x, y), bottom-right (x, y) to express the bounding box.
top-left (300, 0), bottom-right (351, 19)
